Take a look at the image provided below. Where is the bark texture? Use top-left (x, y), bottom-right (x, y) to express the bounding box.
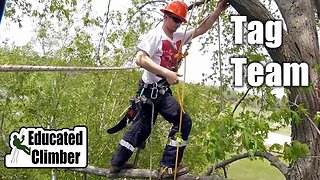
top-left (69, 166), bottom-right (226, 180)
top-left (228, 0), bottom-right (320, 179)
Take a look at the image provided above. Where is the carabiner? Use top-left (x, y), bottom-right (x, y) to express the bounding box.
top-left (150, 82), bottom-right (158, 99)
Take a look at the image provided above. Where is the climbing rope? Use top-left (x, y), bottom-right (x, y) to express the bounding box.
top-left (149, 102), bottom-right (155, 180)
top-left (173, 0), bottom-right (209, 179)
top-left (217, 16), bottom-right (223, 111)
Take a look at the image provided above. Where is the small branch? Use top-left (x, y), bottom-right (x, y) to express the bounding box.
top-left (0, 98), bottom-right (8, 129)
top-left (122, 0), bottom-right (167, 27)
top-left (302, 155), bottom-right (320, 158)
top-left (95, 0), bottom-right (112, 64)
top-left (289, 100), bottom-right (320, 137)
top-left (67, 166), bottom-right (226, 180)
top-left (188, 0), bottom-right (212, 10)
top-left (0, 98), bottom-right (10, 149)
top-left (136, 0), bottom-right (167, 12)
top-left (257, 89), bottom-right (266, 120)
top-left (232, 88), bottom-right (251, 115)
top-left (205, 152), bottom-right (288, 176)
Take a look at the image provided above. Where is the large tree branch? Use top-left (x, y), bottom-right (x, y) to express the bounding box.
top-left (228, 0), bottom-right (320, 115)
top-left (68, 166), bottom-right (226, 180)
top-left (205, 152), bottom-right (288, 176)
top-left (228, 0), bottom-right (302, 63)
top-left (188, 0), bottom-right (212, 10)
top-left (274, 0), bottom-right (320, 63)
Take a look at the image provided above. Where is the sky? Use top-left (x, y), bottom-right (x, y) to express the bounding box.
top-left (0, 0), bottom-right (285, 98)
top-left (90, 0), bottom-right (216, 84)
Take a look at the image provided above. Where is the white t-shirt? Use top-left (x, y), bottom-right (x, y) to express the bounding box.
top-left (137, 25), bottom-right (193, 84)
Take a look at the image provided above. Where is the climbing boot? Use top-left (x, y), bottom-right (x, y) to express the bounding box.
top-left (109, 162), bottom-right (134, 173)
top-left (157, 165), bottom-right (189, 179)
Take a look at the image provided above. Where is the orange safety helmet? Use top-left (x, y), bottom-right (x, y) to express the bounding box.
top-left (160, 1), bottom-right (188, 23)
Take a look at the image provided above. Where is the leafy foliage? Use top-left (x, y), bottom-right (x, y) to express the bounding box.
top-left (1, 0), bottom-right (317, 179)
top-left (283, 141), bottom-right (309, 163)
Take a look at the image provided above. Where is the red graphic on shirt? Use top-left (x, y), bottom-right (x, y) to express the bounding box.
top-left (160, 40), bottom-right (182, 72)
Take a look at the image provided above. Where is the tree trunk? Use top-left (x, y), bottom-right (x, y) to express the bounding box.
top-left (275, 1), bottom-right (320, 179)
top-left (228, 0), bottom-right (320, 179)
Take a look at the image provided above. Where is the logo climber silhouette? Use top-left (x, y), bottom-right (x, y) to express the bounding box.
top-left (13, 135), bottom-right (31, 155)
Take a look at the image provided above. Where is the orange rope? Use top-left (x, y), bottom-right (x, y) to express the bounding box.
top-left (173, 0), bottom-right (209, 179)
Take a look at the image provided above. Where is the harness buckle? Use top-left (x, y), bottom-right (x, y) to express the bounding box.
top-left (159, 87), bottom-right (168, 95)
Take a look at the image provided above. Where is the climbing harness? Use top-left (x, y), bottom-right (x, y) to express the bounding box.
top-left (107, 79), bottom-right (170, 134)
top-left (107, 78), bottom-right (170, 178)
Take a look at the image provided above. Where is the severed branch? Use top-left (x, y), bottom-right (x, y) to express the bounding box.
top-left (68, 166), bottom-right (226, 180)
top-left (205, 151), bottom-right (288, 176)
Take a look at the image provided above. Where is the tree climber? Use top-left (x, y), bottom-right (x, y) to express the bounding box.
top-left (109, 0), bottom-right (229, 178)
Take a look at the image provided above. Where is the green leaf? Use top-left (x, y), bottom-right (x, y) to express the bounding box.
top-left (314, 112), bottom-right (320, 125)
top-left (269, 143), bottom-right (283, 152)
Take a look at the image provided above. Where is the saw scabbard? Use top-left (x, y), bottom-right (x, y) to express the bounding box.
top-left (107, 98), bottom-right (138, 134)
